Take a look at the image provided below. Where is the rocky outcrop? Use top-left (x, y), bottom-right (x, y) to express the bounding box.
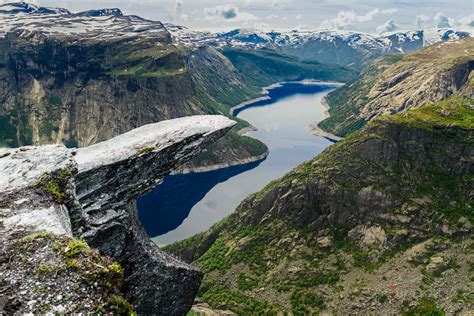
top-left (319, 38), bottom-right (474, 137)
top-left (0, 115), bottom-right (235, 314)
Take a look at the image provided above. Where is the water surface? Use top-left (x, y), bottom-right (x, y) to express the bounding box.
top-left (137, 83), bottom-right (336, 245)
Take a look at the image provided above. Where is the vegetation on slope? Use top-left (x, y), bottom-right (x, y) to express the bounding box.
top-left (319, 38), bottom-right (474, 137)
top-left (166, 93), bottom-right (474, 314)
top-left (223, 48), bottom-right (358, 87)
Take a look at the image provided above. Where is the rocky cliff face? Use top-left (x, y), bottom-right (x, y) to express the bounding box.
top-left (166, 94), bottom-right (473, 314)
top-left (319, 38), bottom-right (474, 137)
top-left (0, 115), bottom-right (235, 314)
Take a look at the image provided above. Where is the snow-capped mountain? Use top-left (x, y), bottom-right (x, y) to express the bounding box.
top-left (0, 2), bottom-right (168, 41)
top-left (0, 2), bottom-right (70, 15)
top-left (0, 2), bottom-right (471, 67)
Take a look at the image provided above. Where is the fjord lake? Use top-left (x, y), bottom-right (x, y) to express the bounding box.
top-left (138, 82), bottom-right (337, 245)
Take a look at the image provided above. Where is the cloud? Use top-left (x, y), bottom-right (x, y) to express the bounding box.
top-left (456, 14), bottom-right (474, 28)
top-left (296, 14), bottom-right (302, 20)
top-left (174, 0), bottom-right (183, 14)
top-left (319, 8), bottom-right (396, 30)
top-left (253, 22), bottom-right (271, 30)
top-left (204, 4), bottom-right (257, 22)
top-left (376, 19), bottom-right (398, 33)
top-left (381, 8), bottom-right (398, 14)
top-left (434, 12), bottom-right (451, 28)
top-left (415, 14), bottom-right (430, 28)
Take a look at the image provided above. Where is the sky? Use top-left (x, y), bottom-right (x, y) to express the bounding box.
top-left (4, 0), bottom-right (474, 33)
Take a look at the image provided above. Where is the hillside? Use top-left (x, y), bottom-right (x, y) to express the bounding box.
top-left (166, 90), bottom-right (474, 314)
top-left (319, 38), bottom-right (474, 137)
top-left (0, 6), bottom-right (356, 170)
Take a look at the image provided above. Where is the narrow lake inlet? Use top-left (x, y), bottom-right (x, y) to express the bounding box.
top-left (137, 82), bottom-right (338, 245)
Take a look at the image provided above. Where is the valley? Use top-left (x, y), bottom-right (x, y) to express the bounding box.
top-left (138, 82), bottom-right (337, 245)
top-left (0, 2), bottom-right (472, 315)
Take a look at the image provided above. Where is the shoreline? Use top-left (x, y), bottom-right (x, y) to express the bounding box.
top-left (177, 79), bottom-right (344, 174)
top-left (307, 97), bottom-right (344, 142)
top-left (171, 151), bottom-right (268, 175)
top-left (229, 79), bottom-right (344, 116)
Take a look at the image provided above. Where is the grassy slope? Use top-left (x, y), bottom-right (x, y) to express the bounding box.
top-left (165, 93), bottom-right (474, 314)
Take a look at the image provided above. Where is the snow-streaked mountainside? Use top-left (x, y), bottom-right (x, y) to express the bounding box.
top-left (0, 2), bottom-right (167, 40)
top-left (0, 2), bottom-right (471, 62)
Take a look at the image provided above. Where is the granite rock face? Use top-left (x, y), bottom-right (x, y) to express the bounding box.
top-left (0, 115), bottom-right (235, 314)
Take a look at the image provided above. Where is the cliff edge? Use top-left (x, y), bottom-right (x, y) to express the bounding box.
top-left (0, 115), bottom-right (235, 314)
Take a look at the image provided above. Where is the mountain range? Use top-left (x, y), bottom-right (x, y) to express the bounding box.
top-left (0, 2), bottom-right (473, 315)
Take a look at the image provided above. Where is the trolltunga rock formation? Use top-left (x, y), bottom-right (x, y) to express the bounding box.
top-left (0, 115), bottom-right (235, 314)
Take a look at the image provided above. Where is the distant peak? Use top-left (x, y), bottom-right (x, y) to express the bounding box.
top-left (0, 2), bottom-right (70, 15)
top-left (75, 8), bottom-right (123, 17)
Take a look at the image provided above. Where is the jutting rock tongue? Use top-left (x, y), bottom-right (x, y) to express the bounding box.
top-left (0, 115), bottom-right (236, 315)
top-left (73, 115), bottom-right (236, 314)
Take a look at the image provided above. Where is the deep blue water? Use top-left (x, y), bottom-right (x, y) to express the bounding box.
top-left (137, 160), bottom-right (262, 237)
top-left (137, 82), bottom-right (337, 245)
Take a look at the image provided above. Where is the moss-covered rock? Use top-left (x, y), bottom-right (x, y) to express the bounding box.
top-left (1, 231), bottom-right (135, 314)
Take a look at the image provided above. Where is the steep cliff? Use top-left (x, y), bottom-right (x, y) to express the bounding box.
top-left (0, 115), bottom-right (235, 314)
top-left (319, 38), bottom-right (474, 137)
top-left (166, 94), bottom-right (473, 314)
top-left (0, 8), bottom-right (357, 171)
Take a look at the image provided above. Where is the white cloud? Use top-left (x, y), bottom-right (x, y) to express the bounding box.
top-left (296, 14), bottom-right (302, 20)
top-left (381, 8), bottom-right (398, 14)
top-left (456, 14), bottom-right (474, 28)
top-left (319, 8), bottom-right (396, 30)
top-left (180, 14), bottom-right (189, 21)
top-left (253, 22), bottom-right (271, 30)
top-left (434, 12), bottom-right (451, 28)
top-left (204, 4), bottom-right (257, 22)
top-left (415, 14), bottom-right (430, 28)
top-left (174, 0), bottom-right (183, 14)
top-left (376, 19), bottom-right (398, 33)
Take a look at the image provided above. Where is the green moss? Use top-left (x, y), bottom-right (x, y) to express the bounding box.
top-left (101, 295), bottom-right (136, 315)
top-left (37, 263), bottom-right (64, 276)
top-left (65, 240), bottom-right (89, 258)
top-left (402, 297), bottom-right (445, 316)
top-left (452, 289), bottom-right (473, 304)
top-left (33, 167), bottom-right (74, 204)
